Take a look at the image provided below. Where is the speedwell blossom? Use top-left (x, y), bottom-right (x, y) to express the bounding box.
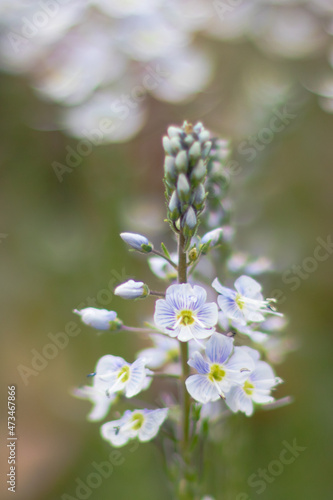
top-left (114, 280), bottom-right (149, 300)
top-left (185, 333), bottom-right (255, 403)
top-left (101, 408), bottom-right (169, 447)
top-left (72, 384), bottom-right (117, 422)
top-left (94, 355), bottom-right (151, 398)
top-left (154, 283), bottom-right (218, 342)
top-left (73, 307), bottom-right (121, 330)
top-left (226, 347), bottom-right (283, 416)
top-left (212, 275), bottom-right (281, 326)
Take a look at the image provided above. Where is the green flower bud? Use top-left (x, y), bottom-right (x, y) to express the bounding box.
top-left (175, 150), bottom-right (188, 173)
top-left (191, 184), bottom-right (206, 210)
top-left (188, 247), bottom-right (198, 262)
top-left (181, 206), bottom-right (197, 237)
top-left (168, 190), bottom-right (181, 220)
top-left (202, 141), bottom-right (212, 158)
top-left (190, 159), bottom-right (207, 186)
top-left (177, 173), bottom-right (191, 203)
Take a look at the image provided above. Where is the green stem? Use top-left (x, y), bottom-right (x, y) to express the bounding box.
top-left (151, 249), bottom-right (178, 270)
top-left (178, 231), bottom-right (192, 498)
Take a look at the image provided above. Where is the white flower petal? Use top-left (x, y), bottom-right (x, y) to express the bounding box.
top-left (185, 374), bottom-right (219, 404)
top-left (205, 332), bottom-right (234, 364)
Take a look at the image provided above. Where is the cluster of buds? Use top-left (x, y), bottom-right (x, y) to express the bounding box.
top-left (163, 122), bottom-right (212, 243)
top-left (204, 137), bottom-right (231, 228)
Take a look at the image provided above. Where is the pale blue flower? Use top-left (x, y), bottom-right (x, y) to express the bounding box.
top-left (114, 279), bottom-right (149, 300)
top-left (225, 347), bottom-right (283, 416)
top-left (120, 232), bottom-right (153, 252)
top-left (94, 354), bottom-right (151, 398)
top-left (185, 333), bottom-right (255, 403)
top-left (136, 334), bottom-right (180, 369)
top-left (212, 275), bottom-right (281, 326)
top-left (154, 283), bottom-right (218, 342)
top-left (73, 307), bottom-right (118, 330)
top-left (101, 408), bottom-right (168, 447)
top-left (72, 383), bottom-right (117, 422)
top-left (201, 228), bottom-right (223, 247)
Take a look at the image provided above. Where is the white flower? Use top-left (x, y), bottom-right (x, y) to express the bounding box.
top-left (120, 232), bottom-right (153, 252)
top-left (73, 308), bottom-right (119, 330)
top-left (225, 347), bottom-right (283, 416)
top-left (100, 408), bottom-right (168, 447)
top-left (154, 283), bottom-right (218, 342)
top-left (185, 333), bottom-right (255, 403)
top-left (212, 275), bottom-right (282, 326)
top-left (114, 280), bottom-right (149, 300)
top-left (94, 354), bottom-right (151, 398)
top-left (201, 228), bottom-right (223, 247)
top-left (72, 384), bottom-right (117, 422)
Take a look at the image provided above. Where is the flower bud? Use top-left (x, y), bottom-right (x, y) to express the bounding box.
top-left (201, 228), bottom-right (223, 247)
top-left (190, 159), bottom-right (206, 186)
top-left (177, 173), bottom-right (191, 203)
top-left (167, 126), bottom-right (183, 138)
top-left (175, 150), bottom-right (188, 173)
top-left (114, 280), bottom-right (149, 300)
top-left (170, 137), bottom-right (182, 153)
top-left (189, 141), bottom-right (201, 161)
top-left (162, 136), bottom-right (173, 156)
top-left (198, 130), bottom-right (210, 143)
top-left (202, 141), bottom-right (212, 159)
top-left (181, 206), bottom-right (197, 236)
top-left (73, 308), bottom-right (120, 331)
top-left (164, 156), bottom-right (177, 184)
top-left (168, 190), bottom-right (181, 220)
top-left (120, 232), bottom-right (153, 253)
top-left (191, 184), bottom-right (206, 210)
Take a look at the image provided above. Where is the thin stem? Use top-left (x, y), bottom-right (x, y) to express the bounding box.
top-left (151, 249), bottom-right (178, 270)
top-left (178, 230), bottom-right (192, 499)
top-left (149, 290), bottom-right (166, 297)
top-left (148, 372), bottom-right (180, 379)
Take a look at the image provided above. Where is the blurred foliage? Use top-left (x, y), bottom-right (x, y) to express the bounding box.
top-left (1, 34), bottom-right (333, 500)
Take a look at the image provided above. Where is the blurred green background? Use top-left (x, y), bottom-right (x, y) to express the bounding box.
top-left (1, 37), bottom-right (333, 500)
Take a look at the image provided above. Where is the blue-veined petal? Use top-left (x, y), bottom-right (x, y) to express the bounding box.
top-left (185, 374), bottom-right (219, 404)
top-left (205, 332), bottom-right (234, 364)
top-left (188, 351), bottom-right (210, 374)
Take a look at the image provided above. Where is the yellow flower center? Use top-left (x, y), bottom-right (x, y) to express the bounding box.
top-left (131, 412), bottom-right (145, 431)
top-left (235, 293), bottom-right (244, 310)
top-left (243, 380), bottom-right (255, 396)
top-left (117, 365), bottom-right (130, 382)
top-left (177, 309), bottom-right (195, 326)
top-left (208, 363), bottom-right (226, 382)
